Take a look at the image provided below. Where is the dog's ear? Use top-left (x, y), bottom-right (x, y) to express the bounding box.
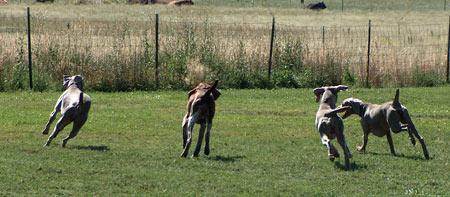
top-left (313, 87), bottom-right (325, 102)
top-left (187, 88), bottom-right (196, 98)
top-left (63, 75), bottom-right (71, 88)
top-left (212, 88), bottom-right (221, 100)
top-left (336, 85), bottom-right (348, 92)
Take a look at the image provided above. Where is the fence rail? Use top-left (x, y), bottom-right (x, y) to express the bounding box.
top-left (0, 8), bottom-right (449, 91)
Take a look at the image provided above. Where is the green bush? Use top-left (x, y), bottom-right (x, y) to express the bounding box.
top-left (412, 67), bottom-right (445, 87)
top-left (343, 67), bottom-right (357, 86)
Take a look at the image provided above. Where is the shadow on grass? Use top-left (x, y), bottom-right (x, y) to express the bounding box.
top-left (367, 151), bottom-right (428, 160)
top-left (71, 145), bottom-right (110, 152)
top-left (208, 155), bottom-right (245, 163)
top-left (334, 161), bottom-right (368, 171)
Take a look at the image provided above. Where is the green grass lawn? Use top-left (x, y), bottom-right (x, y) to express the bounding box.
top-left (0, 87), bottom-right (449, 195)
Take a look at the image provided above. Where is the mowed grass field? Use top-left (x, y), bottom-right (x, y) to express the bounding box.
top-left (0, 87), bottom-right (449, 195)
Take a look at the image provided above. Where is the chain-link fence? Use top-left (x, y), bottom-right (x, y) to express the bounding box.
top-left (0, 9), bottom-right (448, 91)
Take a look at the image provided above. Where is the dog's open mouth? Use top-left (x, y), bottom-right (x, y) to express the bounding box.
top-left (340, 105), bottom-right (352, 119)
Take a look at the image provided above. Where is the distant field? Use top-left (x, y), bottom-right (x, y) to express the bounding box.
top-left (0, 87), bottom-right (449, 195)
top-left (0, 2), bottom-right (449, 91)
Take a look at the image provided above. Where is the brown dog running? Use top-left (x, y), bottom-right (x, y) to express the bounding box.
top-left (181, 80), bottom-right (220, 158)
top-left (340, 89), bottom-right (430, 159)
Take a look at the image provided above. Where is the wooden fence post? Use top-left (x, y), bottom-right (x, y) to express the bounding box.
top-left (341, 0), bottom-right (344, 12)
top-left (268, 16), bottom-right (275, 81)
top-left (27, 7), bottom-right (33, 90)
top-left (155, 13), bottom-right (160, 89)
top-left (366, 20), bottom-right (371, 88)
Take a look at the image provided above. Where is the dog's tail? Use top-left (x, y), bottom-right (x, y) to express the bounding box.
top-left (393, 89), bottom-right (401, 109)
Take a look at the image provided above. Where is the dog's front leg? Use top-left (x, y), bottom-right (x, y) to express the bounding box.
top-left (357, 123), bottom-right (370, 152)
top-left (42, 96), bottom-right (63, 135)
top-left (404, 125), bottom-right (416, 146)
top-left (180, 112), bottom-right (198, 157)
top-left (386, 131), bottom-right (396, 156)
top-left (401, 110), bottom-right (430, 159)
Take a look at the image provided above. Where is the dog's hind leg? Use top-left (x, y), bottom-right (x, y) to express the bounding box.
top-left (45, 115), bottom-right (72, 147)
top-left (62, 115), bottom-right (88, 147)
top-left (181, 114), bottom-right (188, 148)
top-left (337, 131), bottom-right (351, 170)
top-left (193, 123), bottom-right (206, 157)
top-left (204, 121), bottom-right (213, 155)
top-left (320, 133), bottom-right (338, 161)
top-left (181, 112), bottom-right (198, 157)
top-left (386, 131), bottom-right (396, 156)
top-left (42, 98), bottom-right (62, 135)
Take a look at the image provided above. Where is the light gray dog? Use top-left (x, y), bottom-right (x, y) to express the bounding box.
top-left (42, 75), bottom-right (91, 147)
top-left (314, 85), bottom-right (352, 169)
top-left (181, 80), bottom-right (220, 158)
top-left (339, 89), bottom-right (430, 159)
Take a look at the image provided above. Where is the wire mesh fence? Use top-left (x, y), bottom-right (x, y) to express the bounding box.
top-left (0, 10), bottom-right (448, 91)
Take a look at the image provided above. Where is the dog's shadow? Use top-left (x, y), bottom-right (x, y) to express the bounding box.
top-left (71, 145), bottom-right (110, 152)
top-left (334, 161), bottom-right (368, 171)
top-left (367, 151), bottom-right (428, 160)
top-left (207, 155), bottom-right (245, 163)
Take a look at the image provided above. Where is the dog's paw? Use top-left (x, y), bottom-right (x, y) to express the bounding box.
top-left (409, 138), bottom-right (416, 146)
top-left (347, 153), bottom-right (353, 159)
top-left (328, 154), bottom-right (335, 161)
top-left (204, 149), bottom-right (210, 156)
top-left (180, 152), bottom-right (188, 158)
top-left (42, 130), bottom-right (49, 135)
top-left (356, 146), bottom-right (365, 153)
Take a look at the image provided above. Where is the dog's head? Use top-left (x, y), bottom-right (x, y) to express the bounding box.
top-left (313, 85), bottom-right (348, 107)
top-left (340, 98), bottom-right (364, 119)
top-left (63, 75), bottom-right (84, 90)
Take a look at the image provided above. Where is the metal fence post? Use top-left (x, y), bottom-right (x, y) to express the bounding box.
top-left (322, 26), bottom-right (325, 47)
top-left (155, 13), bottom-right (160, 89)
top-left (366, 20), bottom-right (371, 88)
top-left (447, 16), bottom-right (450, 83)
top-left (341, 0), bottom-right (344, 12)
top-left (268, 16), bottom-right (275, 81)
top-left (27, 7), bottom-right (33, 90)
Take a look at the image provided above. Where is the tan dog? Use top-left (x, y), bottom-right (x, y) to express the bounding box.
top-left (181, 80), bottom-right (220, 157)
top-left (42, 75), bottom-right (91, 147)
top-left (314, 85), bottom-right (352, 169)
top-left (340, 89), bottom-right (430, 159)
